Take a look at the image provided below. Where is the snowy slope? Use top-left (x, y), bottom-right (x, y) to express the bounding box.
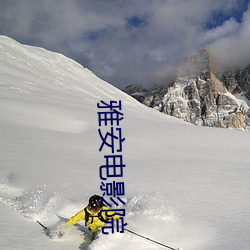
top-left (0, 36), bottom-right (250, 250)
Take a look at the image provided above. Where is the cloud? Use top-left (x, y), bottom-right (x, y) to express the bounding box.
top-left (0, 0), bottom-right (249, 89)
top-left (209, 4), bottom-right (250, 69)
top-left (200, 18), bottom-right (240, 45)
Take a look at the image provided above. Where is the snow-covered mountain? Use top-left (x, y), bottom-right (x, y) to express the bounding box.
top-left (124, 49), bottom-right (250, 130)
top-left (1, 36), bottom-right (250, 250)
top-left (217, 65), bottom-right (250, 100)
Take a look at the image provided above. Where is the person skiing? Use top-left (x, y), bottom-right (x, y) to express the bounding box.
top-left (66, 194), bottom-right (118, 239)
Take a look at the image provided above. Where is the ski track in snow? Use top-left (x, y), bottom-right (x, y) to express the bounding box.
top-left (0, 180), bottom-right (211, 250)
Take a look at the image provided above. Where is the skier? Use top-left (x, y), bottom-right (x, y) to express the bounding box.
top-left (66, 194), bottom-right (118, 239)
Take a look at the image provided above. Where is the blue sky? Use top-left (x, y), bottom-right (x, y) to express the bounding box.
top-left (205, 0), bottom-right (249, 28)
top-left (0, 0), bottom-right (249, 89)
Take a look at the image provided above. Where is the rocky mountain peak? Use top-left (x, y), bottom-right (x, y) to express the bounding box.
top-left (123, 49), bottom-right (250, 130)
top-left (177, 48), bottom-right (210, 78)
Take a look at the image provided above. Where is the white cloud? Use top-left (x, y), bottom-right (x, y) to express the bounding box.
top-left (209, 5), bottom-right (250, 68)
top-left (200, 18), bottom-right (240, 45)
top-left (0, 0), bottom-right (249, 88)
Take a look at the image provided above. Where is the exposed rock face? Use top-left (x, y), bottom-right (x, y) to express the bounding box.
top-left (123, 49), bottom-right (250, 130)
top-left (217, 66), bottom-right (250, 99)
top-left (123, 84), bottom-right (147, 103)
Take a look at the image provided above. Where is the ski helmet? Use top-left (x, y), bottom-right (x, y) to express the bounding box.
top-left (89, 195), bottom-right (104, 211)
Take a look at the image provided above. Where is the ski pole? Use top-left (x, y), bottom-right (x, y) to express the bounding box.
top-left (124, 228), bottom-right (180, 250)
top-left (37, 220), bottom-right (48, 230)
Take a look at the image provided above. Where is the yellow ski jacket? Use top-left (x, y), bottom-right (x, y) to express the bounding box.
top-left (67, 206), bottom-right (119, 233)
